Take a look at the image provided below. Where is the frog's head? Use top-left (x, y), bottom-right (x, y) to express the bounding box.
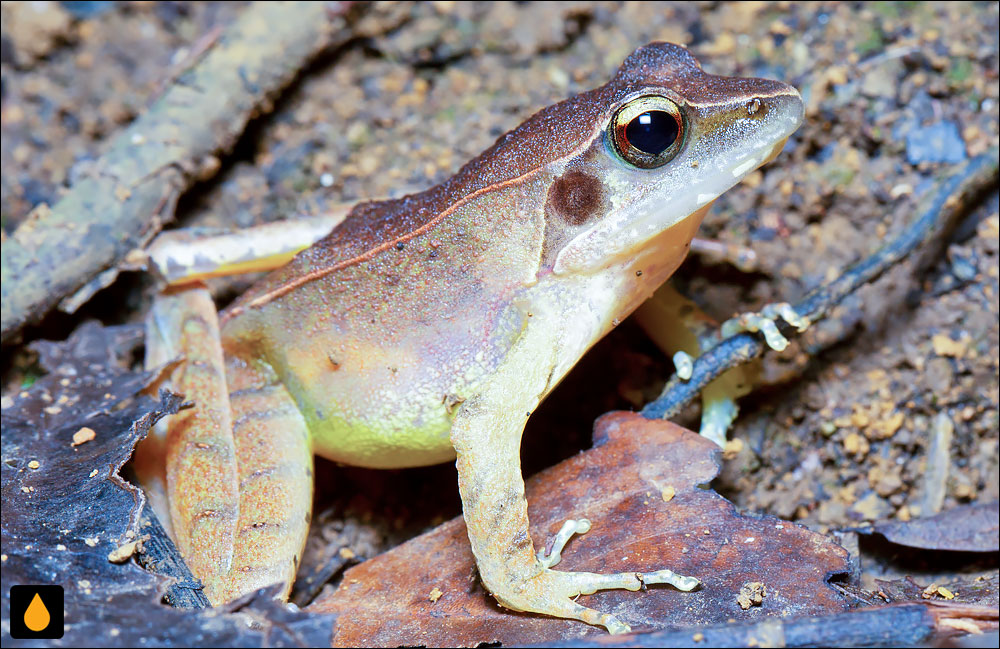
top-left (537, 42), bottom-right (803, 278)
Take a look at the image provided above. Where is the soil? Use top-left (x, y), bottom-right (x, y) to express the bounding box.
top-left (2, 0), bottom-right (997, 625)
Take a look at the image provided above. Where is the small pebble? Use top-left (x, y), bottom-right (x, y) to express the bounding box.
top-left (905, 121), bottom-right (967, 164)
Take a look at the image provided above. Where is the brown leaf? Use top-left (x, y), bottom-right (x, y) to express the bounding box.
top-left (310, 412), bottom-right (850, 646)
top-left (873, 503), bottom-right (999, 552)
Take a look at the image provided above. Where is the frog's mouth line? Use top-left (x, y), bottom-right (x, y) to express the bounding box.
top-left (692, 135), bottom-right (791, 208)
top-left (629, 134), bottom-right (794, 245)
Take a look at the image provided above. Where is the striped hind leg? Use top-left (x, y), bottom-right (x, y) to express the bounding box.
top-left (221, 359), bottom-right (313, 603)
top-left (142, 285), bottom-right (312, 605)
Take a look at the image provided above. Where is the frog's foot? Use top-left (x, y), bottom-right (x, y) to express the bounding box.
top-left (492, 563), bottom-right (699, 635)
top-left (720, 302), bottom-right (810, 352)
top-left (143, 206), bottom-right (351, 286)
top-left (505, 517), bottom-right (699, 634)
top-left (536, 518), bottom-right (591, 569)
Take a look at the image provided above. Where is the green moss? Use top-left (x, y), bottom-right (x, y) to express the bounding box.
top-left (436, 106), bottom-right (457, 124)
top-left (948, 57), bottom-right (973, 83)
top-left (856, 24), bottom-right (886, 56)
top-left (870, 1), bottom-right (919, 19)
top-left (824, 165), bottom-right (856, 188)
top-left (20, 370), bottom-right (40, 390)
top-left (870, 2), bottom-right (900, 19)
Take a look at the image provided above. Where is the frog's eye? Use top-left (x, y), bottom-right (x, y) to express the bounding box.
top-left (610, 95), bottom-right (684, 169)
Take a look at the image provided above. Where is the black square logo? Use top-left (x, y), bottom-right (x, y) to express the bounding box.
top-left (9, 585), bottom-right (64, 639)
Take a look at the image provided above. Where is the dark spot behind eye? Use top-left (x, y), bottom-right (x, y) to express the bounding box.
top-left (545, 170), bottom-right (604, 226)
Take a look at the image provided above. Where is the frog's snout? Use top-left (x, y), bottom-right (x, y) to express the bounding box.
top-left (743, 80), bottom-right (805, 135)
top-left (758, 86), bottom-right (804, 163)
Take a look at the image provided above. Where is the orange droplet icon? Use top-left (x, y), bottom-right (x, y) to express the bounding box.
top-left (24, 592), bottom-right (51, 632)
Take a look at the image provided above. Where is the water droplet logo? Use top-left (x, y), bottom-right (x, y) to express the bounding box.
top-left (24, 592), bottom-right (51, 631)
top-left (10, 585), bottom-right (64, 639)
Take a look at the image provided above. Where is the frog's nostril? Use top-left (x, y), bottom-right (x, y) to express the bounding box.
top-left (743, 97), bottom-right (773, 121)
top-left (751, 87), bottom-right (805, 131)
top-left (745, 86), bottom-right (804, 125)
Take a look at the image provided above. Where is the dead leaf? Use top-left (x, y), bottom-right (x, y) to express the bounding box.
top-left (873, 503), bottom-right (999, 552)
top-left (876, 575), bottom-right (999, 609)
top-left (310, 412), bottom-right (850, 647)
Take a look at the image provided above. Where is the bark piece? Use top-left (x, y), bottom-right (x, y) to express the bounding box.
top-left (0, 322), bottom-right (336, 646)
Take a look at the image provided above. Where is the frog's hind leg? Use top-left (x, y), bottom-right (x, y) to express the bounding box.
top-left (142, 287), bottom-right (240, 604)
top-left (141, 286), bottom-right (312, 605)
top-left (222, 352), bottom-right (313, 604)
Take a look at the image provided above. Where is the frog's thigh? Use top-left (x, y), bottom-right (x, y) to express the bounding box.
top-left (146, 287), bottom-right (312, 605)
top-left (222, 375), bottom-right (313, 604)
top-left (450, 323), bottom-right (696, 635)
top-left (146, 287), bottom-right (240, 604)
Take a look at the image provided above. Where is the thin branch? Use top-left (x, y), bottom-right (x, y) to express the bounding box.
top-left (642, 148), bottom-right (1000, 421)
top-left (554, 603), bottom-right (997, 648)
top-left (1, 1), bottom-right (359, 344)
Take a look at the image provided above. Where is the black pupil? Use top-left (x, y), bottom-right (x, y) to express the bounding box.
top-left (625, 110), bottom-right (678, 155)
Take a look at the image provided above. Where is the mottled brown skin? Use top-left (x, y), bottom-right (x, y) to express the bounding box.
top-left (147, 42), bottom-right (804, 631)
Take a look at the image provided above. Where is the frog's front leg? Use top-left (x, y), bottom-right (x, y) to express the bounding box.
top-left (636, 283), bottom-right (757, 447)
top-left (142, 286), bottom-right (313, 605)
top-left (451, 319), bottom-right (698, 635)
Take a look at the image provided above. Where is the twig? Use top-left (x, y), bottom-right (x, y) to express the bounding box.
top-left (542, 603), bottom-right (997, 648)
top-left (642, 148), bottom-right (999, 420)
top-left (0, 1), bottom-right (359, 344)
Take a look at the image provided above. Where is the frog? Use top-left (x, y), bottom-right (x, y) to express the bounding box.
top-left (137, 42), bottom-right (804, 634)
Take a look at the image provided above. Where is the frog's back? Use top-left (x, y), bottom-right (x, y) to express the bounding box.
top-left (218, 136), bottom-right (577, 466)
top-left (215, 46), bottom-right (636, 469)
top-left (218, 42), bottom-right (732, 469)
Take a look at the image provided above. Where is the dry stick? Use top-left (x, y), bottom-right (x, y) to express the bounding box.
top-left (0, 1), bottom-right (358, 344)
top-left (556, 602), bottom-right (997, 648)
top-left (642, 148), bottom-right (1000, 421)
